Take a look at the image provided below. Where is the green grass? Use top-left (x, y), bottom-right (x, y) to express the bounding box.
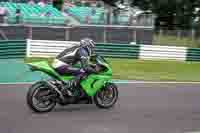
top-left (110, 58), bottom-right (200, 81)
top-left (154, 35), bottom-right (200, 48)
top-left (25, 57), bottom-right (200, 82)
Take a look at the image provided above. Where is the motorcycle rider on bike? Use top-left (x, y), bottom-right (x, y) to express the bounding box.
top-left (52, 38), bottom-right (98, 96)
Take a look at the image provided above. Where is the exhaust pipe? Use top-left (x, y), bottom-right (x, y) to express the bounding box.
top-left (45, 80), bottom-right (66, 102)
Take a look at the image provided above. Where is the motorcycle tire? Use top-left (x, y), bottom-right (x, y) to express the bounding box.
top-left (26, 81), bottom-right (56, 113)
top-left (94, 83), bottom-right (118, 109)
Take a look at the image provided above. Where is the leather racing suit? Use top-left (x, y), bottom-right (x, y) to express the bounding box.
top-left (52, 44), bottom-right (97, 90)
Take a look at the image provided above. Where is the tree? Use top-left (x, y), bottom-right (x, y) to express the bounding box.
top-left (130, 0), bottom-right (200, 29)
top-left (53, 0), bottom-right (64, 11)
top-left (52, 0), bottom-right (200, 29)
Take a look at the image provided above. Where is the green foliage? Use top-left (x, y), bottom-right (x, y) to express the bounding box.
top-left (75, 1), bottom-right (82, 6)
top-left (130, 0), bottom-right (200, 29)
top-left (96, 2), bottom-right (102, 8)
top-left (84, 2), bottom-right (91, 7)
top-left (53, 0), bottom-right (64, 11)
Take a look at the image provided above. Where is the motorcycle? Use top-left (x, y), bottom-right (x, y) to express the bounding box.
top-left (26, 54), bottom-right (118, 113)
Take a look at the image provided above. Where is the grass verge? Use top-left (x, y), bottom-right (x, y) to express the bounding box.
top-left (25, 57), bottom-right (200, 82)
top-left (153, 35), bottom-right (200, 48)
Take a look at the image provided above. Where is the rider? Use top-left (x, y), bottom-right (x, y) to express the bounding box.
top-left (52, 38), bottom-right (97, 96)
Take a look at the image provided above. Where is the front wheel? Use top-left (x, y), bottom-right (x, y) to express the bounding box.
top-left (94, 83), bottom-right (118, 109)
top-left (26, 81), bottom-right (56, 113)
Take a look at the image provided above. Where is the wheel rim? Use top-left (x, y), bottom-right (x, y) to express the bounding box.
top-left (32, 86), bottom-right (55, 111)
top-left (96, 85), bottom-right (117, 106)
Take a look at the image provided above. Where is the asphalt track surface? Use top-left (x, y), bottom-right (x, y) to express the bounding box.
top-left (1, 83), bottom-right (200, 133)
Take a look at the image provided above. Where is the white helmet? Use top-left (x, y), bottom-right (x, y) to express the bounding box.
top-left (80, 38), bottom-right (95, 56)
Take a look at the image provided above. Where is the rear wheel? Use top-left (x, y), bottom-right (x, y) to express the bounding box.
top-left (94, 83), bottom-right (118, 109)
top-left (26, 81), bottom-right (56, 113)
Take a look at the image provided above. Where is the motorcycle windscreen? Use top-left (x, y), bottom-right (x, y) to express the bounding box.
top-left (80, 74), bottom-right (112, 96)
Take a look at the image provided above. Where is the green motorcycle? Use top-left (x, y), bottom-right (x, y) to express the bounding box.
top-left (26, 54), bottom-right (118, 113)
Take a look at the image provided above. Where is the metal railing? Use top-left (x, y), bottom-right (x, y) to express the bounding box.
top-left (1, 12), bottom-right (155, 27)
top-left (0, 23), bottom-right (154, 44)
top-left (153, 29), bottom-right (200, 48)
top-left (66, 9), bottom-right (155, 27)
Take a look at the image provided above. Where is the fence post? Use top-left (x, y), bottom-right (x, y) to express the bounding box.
top-left (26, 39), bottom-right (30, 57)
top-left (159, 29), bottom-right (163, 37)
top-left (177, 30), bottom-right (181, 39)
top-left (65, 28), bottom-right (69, 41)
top-left (28, 26), bottom-right (32, 39)
top-left (0, 30), bottom-right (8, 40)
top-left (191, 29), bottom-right (195, 41)
top-left (103, 27), bottom-right (107, 43)
top-left (133, 29), bottom-right (137, 43)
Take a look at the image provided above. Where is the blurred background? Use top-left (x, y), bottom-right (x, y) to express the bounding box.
top-left (0, 0), bottom-right (199, 47)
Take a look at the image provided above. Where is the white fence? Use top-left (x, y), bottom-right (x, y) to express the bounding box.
top-left (27, 39), bottom-right (188, 61)
top-left (139, 45), bottom-right (187, 61)
top-left (26, 39), bottom-right (79, 57)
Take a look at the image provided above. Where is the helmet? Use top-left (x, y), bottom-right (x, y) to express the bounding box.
top-left (80, 38), bottom-right (95, 56)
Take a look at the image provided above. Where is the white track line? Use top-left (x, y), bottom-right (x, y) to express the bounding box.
top-left (1, 81), bottom-right (200, 85)
top-left (0, 82), bottom-right (34, 85)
